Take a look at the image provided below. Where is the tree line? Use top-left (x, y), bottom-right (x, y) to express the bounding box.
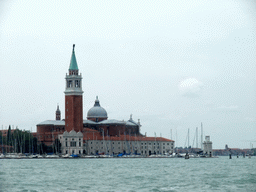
top-left (0, 126), bottom-right (61, 154)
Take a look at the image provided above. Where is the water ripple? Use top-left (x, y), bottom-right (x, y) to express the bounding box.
top-left (0, 157), bottom-right (255, 191)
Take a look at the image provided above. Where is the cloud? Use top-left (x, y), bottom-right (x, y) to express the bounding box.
top-left (215, 105), bottom-right (239, 112)
top-left (178, 78), bottom-right (203, 98)
top-left (244, 117), bottom-right (255, 122)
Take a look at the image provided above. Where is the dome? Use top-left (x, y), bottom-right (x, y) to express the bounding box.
top-left (87, 96), bottom-right (108, 118)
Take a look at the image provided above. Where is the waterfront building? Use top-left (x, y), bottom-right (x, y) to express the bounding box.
top-left (213, 147), bottom-right (253, 156)
top-left (37, 45), bottom-right (174, 155)
top-left (203, 136), bottom-right (212, 157)
top-left (59, 130), bottom-right (83, 155)
top-left (85, 137), bottom-right (174, 156)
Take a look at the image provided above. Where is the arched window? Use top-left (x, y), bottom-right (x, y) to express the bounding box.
top-left (67, 80), bottom-right (72, 87)
top-left (75, 80), bottom-right (80, 87)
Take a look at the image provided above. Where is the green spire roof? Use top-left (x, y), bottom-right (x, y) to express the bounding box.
top-left (69, 44), bottom-right (78, 70)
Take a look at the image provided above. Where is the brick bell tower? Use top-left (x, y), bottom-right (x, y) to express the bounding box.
top-left (64, 44), bottom-right (83, 132)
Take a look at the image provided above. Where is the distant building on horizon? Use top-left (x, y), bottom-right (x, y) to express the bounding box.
top-left (36, 45), bottom-right (174, 156)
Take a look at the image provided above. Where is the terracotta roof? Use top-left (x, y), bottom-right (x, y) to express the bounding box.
top-left (83, 128), bottom-right (99, 132)
top-left (83, 135), bottom-right (173, 142)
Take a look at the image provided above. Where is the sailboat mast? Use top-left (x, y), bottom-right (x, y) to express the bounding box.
top-left (12, 125), bottom-right (15, 153)
top-left (1, 125), bottom-right (3, 154)
top-left (188, 128), bottom-right (190, 148)
top-left (31, 127), bottom-right (34, 154)
top-left (102, 128), bottom-right (105, 154)
top-left (52, 128), bottom-right (54, 153)
top-left (24, 133), bottom-right (25, 154)
top-left (176, 129), bottom-right (178, 149)
top-left (196, 127), bottom-right (198, 149)
top-left (29, 129), bottom-right (31, 154)
top-left (129, 130), bottom-right (131, 154)
top-left (201, 123), bottom-right (203, 149)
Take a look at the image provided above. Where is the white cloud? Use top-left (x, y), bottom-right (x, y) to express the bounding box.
top-left (178, 78), bottom-right (203, 98)
top-left (244, 117), bottom-right (255, 122)
top-left (215, 105), bottom-right (239, 112)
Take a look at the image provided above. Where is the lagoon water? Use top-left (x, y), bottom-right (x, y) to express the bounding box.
top-left (0, 157), bottom-right (255, 192)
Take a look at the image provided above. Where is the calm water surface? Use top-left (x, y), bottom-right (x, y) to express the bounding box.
top-left (0, 157), bottom-right (255, 192)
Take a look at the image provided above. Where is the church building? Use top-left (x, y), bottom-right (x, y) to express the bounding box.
top-left (37, 45), bottom-right (174, 156)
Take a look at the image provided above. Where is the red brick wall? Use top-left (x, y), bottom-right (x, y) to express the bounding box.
top-left (83, 131), bottom-right (101, 140)
top-left (37, 125), bottom-right (54, 137)
top-left (98, 124), bottom-right (126, 136)
top-left (37, 125), bottom-right (65, 145)
top-left (65, 95), bottom-right (83, 132)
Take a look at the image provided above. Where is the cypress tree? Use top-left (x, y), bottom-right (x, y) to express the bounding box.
top-left (7, 125), bottom-right (11, 146)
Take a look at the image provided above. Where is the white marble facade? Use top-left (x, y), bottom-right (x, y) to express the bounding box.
top-left (59, 130), bottom-right (83, 155)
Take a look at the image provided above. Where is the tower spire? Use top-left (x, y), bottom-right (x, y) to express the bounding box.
top-left (69, 44), bottom-right (78, 72)
top-left (56, 103), bottom-right (61, 120)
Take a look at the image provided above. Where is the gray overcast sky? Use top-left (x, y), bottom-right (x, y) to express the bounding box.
top-left (0, 0), bottom-right (256, 149)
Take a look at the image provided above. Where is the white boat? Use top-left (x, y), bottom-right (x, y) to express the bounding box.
top-left (45, 154), bottom-right (59, 158)
top-left (29, 154), bottom-right (44, 158)
top-left (62, 154), bottom-right (70, 158)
